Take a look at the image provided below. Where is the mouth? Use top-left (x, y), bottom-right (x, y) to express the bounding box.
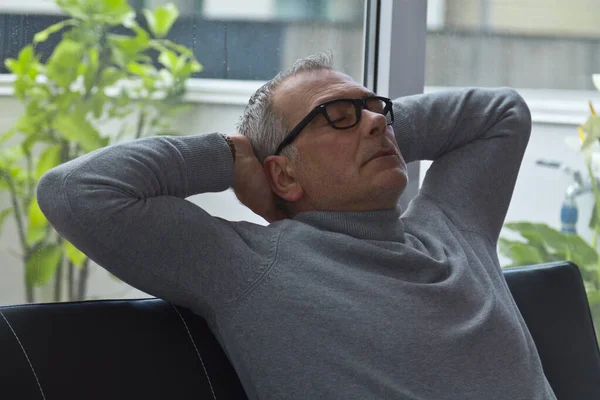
top-left (368, 149), bottom-right (397, 163)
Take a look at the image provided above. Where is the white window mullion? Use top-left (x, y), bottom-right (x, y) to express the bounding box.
top-left (364, 0), bottom-right (428, 210)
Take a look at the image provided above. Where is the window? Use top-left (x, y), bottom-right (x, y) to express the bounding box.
top-left (424, 0), bottom-right (600, 337)
top-left (0, 0), bottom-right (369, 305)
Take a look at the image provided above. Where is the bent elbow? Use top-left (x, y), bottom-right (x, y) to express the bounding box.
top-left (36, 166), bottom-right (80, 241)
top-left (503, 87), bottom-right (532, 138)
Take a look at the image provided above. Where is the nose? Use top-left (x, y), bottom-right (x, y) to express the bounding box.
top-left (360, 108), bottom-right (387, 137)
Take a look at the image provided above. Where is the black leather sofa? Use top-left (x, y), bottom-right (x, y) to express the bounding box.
top-left (1, 261), bottom-right (599, 399)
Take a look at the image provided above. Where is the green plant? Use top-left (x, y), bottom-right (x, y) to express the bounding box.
top-left (0, 0), bottom-right (202, 303)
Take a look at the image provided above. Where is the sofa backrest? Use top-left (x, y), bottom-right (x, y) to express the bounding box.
top-left (1, 261), bottom-right (599, 400)
top-left (0, 299), bottom-right (248, 400)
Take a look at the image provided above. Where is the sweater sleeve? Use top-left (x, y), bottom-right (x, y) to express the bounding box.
top-left (37, 132), bottom-right (279, 313)
top-left (392, 87), bottom-right (532, 243)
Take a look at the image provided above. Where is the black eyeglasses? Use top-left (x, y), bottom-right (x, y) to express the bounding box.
top-left (273, 96), bottom-right (394, 156)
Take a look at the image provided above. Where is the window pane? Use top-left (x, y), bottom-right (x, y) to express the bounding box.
top-left (425, 0), bottom-right (600, 339)
top-left (0, 0), bottom-right (367, 305)
top-left (426, 0), bottom-right (600, 90)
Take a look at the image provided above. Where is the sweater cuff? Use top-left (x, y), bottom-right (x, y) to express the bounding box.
top-left (172, 132), bottom-right (236, 196)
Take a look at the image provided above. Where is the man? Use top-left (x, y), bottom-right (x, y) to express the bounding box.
top-left (37, 53), bottom-right (556, 399)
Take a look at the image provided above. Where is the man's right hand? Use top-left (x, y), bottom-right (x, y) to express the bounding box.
top-left (230, 135), bottom-right (287, 223)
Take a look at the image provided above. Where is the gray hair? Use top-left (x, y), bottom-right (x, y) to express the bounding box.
top-left (237, 51), bottom-right (334, 165)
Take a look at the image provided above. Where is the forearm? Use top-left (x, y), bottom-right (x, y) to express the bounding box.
top-left (392, 87), bottom-right (532, 242)
top-left (35, 133), bottom-right (248, 308)
top-left (392, 87), bottom-right (531, 164)
top-left (38, 133), bottom-right (234, 220)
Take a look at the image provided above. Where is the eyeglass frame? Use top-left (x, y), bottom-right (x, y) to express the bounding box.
top-left (273, 96), bottom-right (394, 156)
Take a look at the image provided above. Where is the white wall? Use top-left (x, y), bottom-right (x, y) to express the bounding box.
top-left (202, 0), bottom-right (276, 21)
top-left (0, 0), bottom-right (63, 14)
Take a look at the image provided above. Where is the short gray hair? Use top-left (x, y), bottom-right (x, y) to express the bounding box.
top-left (237, 52), bottom-right (334, 165)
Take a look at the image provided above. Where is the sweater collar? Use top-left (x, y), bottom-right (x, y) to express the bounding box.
top-left (292, 204), bottom-right (405, 242)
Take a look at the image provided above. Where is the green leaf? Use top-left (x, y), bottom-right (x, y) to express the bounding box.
top-left (590, 204), bottom-right (599, 230)
top-left (511, 243), bottom-right (543, 265)
top-left (99, 67), bottom-right (123, 87)
top-left (90, 93), bottom-right (108, 119)
top-left (158, 49), bottom-right (179, 71)
top-left (64, 240), bottom-right (87, 268)
top-left (18, 45), bottom-right (35, 74)
top-left (22, 131), bottom-right (54, 155)
top-left (110, 25), bottom-right (150, 56)
top-left (6, 45), bottom-right (36, 77)
top-left (0, 145), bottom-right (25, 169)
top-left (504, 222), bottom-right (569, 255)
top-left (98, 0), bottom-right (133, 25)
top-left (178, 60), bottom-right (203, 77)
top-left (498, 238), bottom-right (544, 266)
top-left (26, 244), bottom-right (62, 287)
top-left (127, 62), bottom-right (156, 78)
top-left (46, 39), bottom-right (83, 87)
top-left (53, 112), bottom-right (109, 152)
top-left (157, 39), bottom-right (193, 57)
top-left (33, 19), bottom-right (76, 44)
top-left (143, 3), bottom-right (179, 38)
top-left (35, 145), bottom-right (62, 180)
top-left (586, 289), bottom-right (600, 307)
top-left (564, 233), bottom-right (598, 267)
top-left (5, 58), bottom-right (19, 74)
top-left (56, 0), bottom-right (89, 20)
top-left (14, 112), bottom-right (41, 136)
top-left (83, 47), bottom-right (99, 93)
top-left (26, 197), bottom-right (48, 246)
top-left (0, 208), bottom-right (14, 231)
top-left (0, 129), bottom-right (17, 146)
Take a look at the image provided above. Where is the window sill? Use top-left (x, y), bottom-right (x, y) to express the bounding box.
top-left (0, 74), bottom-right (596, 125)
top-left (0, 74), bottom-right (265, 106)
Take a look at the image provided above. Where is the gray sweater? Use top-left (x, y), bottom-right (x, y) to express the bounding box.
top-left (37, 87), bottom-right (556, 400)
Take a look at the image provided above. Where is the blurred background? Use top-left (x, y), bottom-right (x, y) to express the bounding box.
top-left (1, 0), bottom-right (599, 331)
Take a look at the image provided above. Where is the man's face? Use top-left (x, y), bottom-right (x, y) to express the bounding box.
top-left (266, 68), bottom-right (408, 213)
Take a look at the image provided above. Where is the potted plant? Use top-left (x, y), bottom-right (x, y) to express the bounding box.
top-left (0, 0), bottom-right (202, 303)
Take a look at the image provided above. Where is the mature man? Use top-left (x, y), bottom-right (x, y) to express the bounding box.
top-left (37, 53), bottom-right (556, 399)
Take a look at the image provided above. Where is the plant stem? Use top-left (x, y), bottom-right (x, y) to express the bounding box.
top-left (1, 170), bottom-right (28, 256)
top-left (54, 256), bottom-right (63, 302)
top-left (135, 109), bottom-right (147, 139)
top-left (68, 261), bottom-right (75, 301)
top-left (26, 286), bottom-right (34, 303)
top-left (83, 29), bottom-right (108, 102)
top-left (78, 258), bottom-right (90, 301)
top-left (587, 163), bottom-right (600, 289)
top-left (26, 153), bottom-right (33, 201)
top-left (1, 169), bottom-right (35, 302)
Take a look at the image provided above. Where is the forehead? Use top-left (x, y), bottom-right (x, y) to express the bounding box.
top-left (274, 69), bottom-right (373, 114)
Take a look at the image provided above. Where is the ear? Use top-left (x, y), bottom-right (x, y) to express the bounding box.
top-left (263, 156), bottom-right (304, 202)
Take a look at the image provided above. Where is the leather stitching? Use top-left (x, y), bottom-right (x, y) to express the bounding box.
top-left (171, 305), bottom-right (217, 400)
top-left (0, 311), bottom-right (46, 400)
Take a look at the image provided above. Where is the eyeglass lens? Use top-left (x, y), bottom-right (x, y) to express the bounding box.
top-left (325, 98), bottom-right (392, 128)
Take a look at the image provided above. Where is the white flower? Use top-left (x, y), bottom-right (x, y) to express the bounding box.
top-left (565, 128), bottom-right (597, 166)
top-left (593, 74), bottom-right (600, 92)
top-left (592, 152), bottom-right (600, 175)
